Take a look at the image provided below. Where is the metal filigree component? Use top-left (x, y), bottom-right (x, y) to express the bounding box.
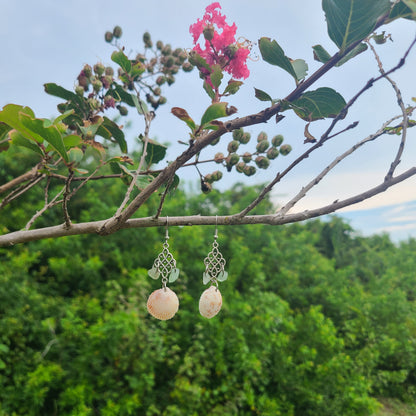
top-left (203, 229), bottom-right (228, 285)
top-left (148, 221), bottom-right (179, 288)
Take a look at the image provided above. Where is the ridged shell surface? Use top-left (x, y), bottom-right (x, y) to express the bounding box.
top-left (147, 287), bottom-right (179, 320)
top-left (199, 286), bottom-right (222, 318)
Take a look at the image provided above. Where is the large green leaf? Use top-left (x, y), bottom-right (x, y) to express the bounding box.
top-left (98, 117), bottom-right (127, 153)
top-left (258, 38), bottom-right (308, 82)
top-left (200, 102), bottom-right (228, 126)
top-left (322, 0), bottom-right (391, 51)
top-left (390, 0), bottom-right (416, 20)
top-left (10, 130), bottom-right (44, 156)
top-left (107, 84), bottom-right (135, 107)
top-left (288, 87), bottom-right (346, 121)
top-left (111, 50), bottom-right (131, 73)
top-left (144, 138), bottom-right (167, 165)
top-left (19, 114), bottom-right (68, 161)
top-left (44, 83), bottom-right (85, 111)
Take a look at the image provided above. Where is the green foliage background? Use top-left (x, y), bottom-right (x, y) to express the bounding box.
top-left (1, 150), bottom-right (416, 416)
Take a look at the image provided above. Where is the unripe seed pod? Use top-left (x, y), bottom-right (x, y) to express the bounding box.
top-left (170, 65), bottom-right (179, 75)
top-left (105, 31), bottom-right (114, 43)
top-left (204, 173), bottom-right (214, 184)
top-left (214, 152), bottom-right (225, 163)
top-left (156, 76), bottom-right (166, 86)
top-left (162, 45), bottom-right (172, 56)
top-left (272, 134), bottom-right (284, 147)
top-left (143, 31), bottom-right (151, 44)
top-left (280, 144), bottom-right (292, 155)
top-left (228, 153), bottom-right (239, 166)
top-left (158, 96), bottom-right (167, 105)
top-left (102, 75), bottom-right (113, 89)
top-left (165, 56), bottom-right (174, 68)
top-left (257, 131), bottom-right (268, 142)
top-left (166, 75), bottom-right (175, 85)
top-left (232, 128), bottom-right (244, 141)
top-left (156, 40), bottom-right (164, 50)
top-left (201, 180), bottom-right (212, 194)
top-left (239, 132), bottom-right (251, 144)
top-left (173, 48), bottom-right (183, 57)
top-left (211, 170), bottom-right (223, 181)
top-left (236, 162), bottom-right (246, 173)
top-left (153, 87), bottom-right (161, 96)
top-left (182, 62), bottom-right (194, 72)
top-left (113, 26), bottom-right (122, 38)
top-left (267, 147), bottom-right (279, 160)
top-left (255, 156), bottom-right (270, 169)
top-left (242, 152), bottom-right (252, 163)
top-left (224, 44), bottom-right (238, 59)
top-left (256, 140), bottom-right (269, 153)
top-left (117, 105), bottom-right (128, 116)
top-left (244, 165), bottom-right (256, 176)
top-left (227, 140), bottom-right (240, 153)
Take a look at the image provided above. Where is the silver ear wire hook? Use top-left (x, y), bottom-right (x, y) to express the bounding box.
top-left (165, 216), bottom-right (169, 241)
top-left (214, 215), bottom-right (218, 240)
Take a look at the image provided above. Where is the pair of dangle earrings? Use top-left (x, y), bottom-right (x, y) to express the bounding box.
top-left (146, 218), bottom-right (228, 320)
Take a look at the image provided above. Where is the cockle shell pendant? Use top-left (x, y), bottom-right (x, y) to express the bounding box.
top-left (199, 286), bottom-right (222, 318)
top-left (147, 287), bottom-right (179, 320)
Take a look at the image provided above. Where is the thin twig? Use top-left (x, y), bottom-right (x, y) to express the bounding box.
top-left (62, 170), bottom-right (74, 228)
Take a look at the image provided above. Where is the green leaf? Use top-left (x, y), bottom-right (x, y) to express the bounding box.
top-left (291, 59), bottom-right (308, 81)
top-left (335, 43), bottom-right (368, 67)
top-left (169, 268), bottom-right (180, 283)
top-left (79, 117), bottom-right (103, 138)
top-left (148, 267), bottom-right (160, 280)
top-left (53, 109), bottom-right (75, 125)
top-left (132, 94), bottom-right (148, 115)
top-left (390, 0), bottom-right (416, 21)
top-left (68, 147), bottom-right (84, 164)
top-left (200, 102), bottom-right (228, 126)
top-left (19, 114), bottom-right (68, 161)
top-left (44, 83), bottom-right (85, 110)
top-left (0, 122), bottom-right (12, 141)
top-left (203, 80), bottom-right (216, 100)
top-left (63, 134), bottom-right (82, 149)
top-left (171, 107), bottom-right (196, 131)
top-left (217, 271), bottom-right (228, 282)
top-left (144, 138), bottom-right (167, 165)
top-left (99, 117), bottom-right (127, 153)
top-left (210, 64), bottom-right (223, 89)
top-left (111, 50), bottom-right (131, 73)
top-left (288, 87), bottom-right (347, 121)
top-left (10, 130), bottom-right (44, 156)
top-left (223, 80), bottom-right (243, 96)
top-left (107, 84), bottom-right (135, 107)
top-left (135, 175), bottom-right (153, 190)
top-left (254, 88), bottom-right (273, 103)
top-left (258, 37), bottom-right (297, 80)
top-left (129, 61), bottom-right (145, 79)
top-left (312, 45), bottom-right (332, 63)
top-left (322, 0), bottom-right (391, 51)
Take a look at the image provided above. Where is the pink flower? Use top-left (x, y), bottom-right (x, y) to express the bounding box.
top-left (189, 2), bottom-right (250, 80)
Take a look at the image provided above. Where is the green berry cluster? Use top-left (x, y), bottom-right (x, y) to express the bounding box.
top-left (213, 129), bottom-right (292, 178)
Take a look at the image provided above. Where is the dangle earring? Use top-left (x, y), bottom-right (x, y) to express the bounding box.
top-left (147, 217), bottom-right (180, 320)
top-left (199, 217), bottom-right (228, 319)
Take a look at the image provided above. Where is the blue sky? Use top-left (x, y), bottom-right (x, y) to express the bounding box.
top-left (1, 1), bottom-right (415, 241)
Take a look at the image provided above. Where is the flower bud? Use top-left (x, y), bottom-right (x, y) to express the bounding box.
top-left (162, 45), bottom-right (172, 56)
top-left (214, 152), bottom-right (224, 163)
top-left (104, 96), bottom-right (116, 109)
top-left (166, 75), bottom-right (175, 85)
top-left (105, 67), bottom-right (114, 76)
top-left (143, 32), bottom-right (152, 48)
top-left (203, 24), bottom-right (215, 41)
top-left (224, 44), bottom-right (238, 59)
top-left (94, 63), bottom-right (105, 77)
top-left (280, 144), bottom-right (292, 156)
top-left (92, 79), bottom-right (103, 92)
top-left (227, 140), bottom-right (240, 153)
top-left (156, 40), bottom-right (164, 50)
top-left (272, 134), bottom-right (284, 147)
top-left (158, 96), bottom-right (167, 105)
top-left (88, 98), bottom-right (100, 110)
top-left (201, 180), bottom-right (212, 194)
top-left (102, 75), bottom-right (113, 89)
top-left (255, 156), bottom-right (270, 169)
top-left (257, 131), bottom-right (268, 142)
top-left (242, 152), bottom-right (252, 163)
top-left (153, 87), bottom-right (161, 96)
top-left (227, 153), bottom-right (239, 166)
top-left (232, 128), bottom-right (244, 141)
top-left (83, 64), bottom-right (93, 78)
top-left (267, 147), bottom-right (279, 160)
top-left (113, 26), bottom-right (122, 38)
top-left (239, 132), bottom-right (251, 144)
top-left (156, 76), bottom-right (166, 85)
top-left (75, 86), bottom-right (85, 96)
top-left (243, 165), bottom-right (256, 176)
top-left (182, 62), bottom-right (194, 72)
top-left (117, 105), bottom-right (128, 116)
top-left (204, 173), bottom-right (214, 184)
top-left (105, 31), bottom-right (114, 43)
top-left (256, 140), bottom-right (269, 153)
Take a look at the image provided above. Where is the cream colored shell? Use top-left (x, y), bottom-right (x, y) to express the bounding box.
top-left (199, 286), bottom-right (222, 318)
top-left (147, 287), bottom-right (179, 320)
